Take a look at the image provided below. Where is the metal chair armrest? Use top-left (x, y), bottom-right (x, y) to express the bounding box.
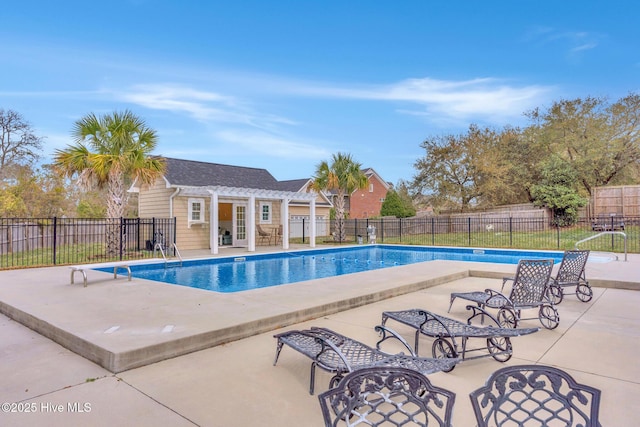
top-left (314, 337), bottom-right (353, 372)
top-left (416, 309), bottom-right (456, 339)
top-left (501, 276), bottom-right (514, 292)
top-left (374, 324), bottom-right (416, 356)
top-left (485, 288), bottom-right (513, 308)
top-left (466, 304), bottom-right (501, 327)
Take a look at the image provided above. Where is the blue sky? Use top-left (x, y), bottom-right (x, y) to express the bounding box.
top-left (2, 1), bottom-right (638, 185)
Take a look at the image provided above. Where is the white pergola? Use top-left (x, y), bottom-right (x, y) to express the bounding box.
top-left (174, 185), bottom-right (319, 254)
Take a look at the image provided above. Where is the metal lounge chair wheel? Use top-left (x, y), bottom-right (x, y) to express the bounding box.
top-left (486, 336), bottom-right (512, 362)
top-left (538, 303), bottom-right (560, 329)
top-left (496, 308), bottom-right (517, 328)
top-left (577, 282), bottom-right (594, 302)
top-left (548, 284), bottom-right (564, 304)
top-left (431, 337), bottom-right (457, 372)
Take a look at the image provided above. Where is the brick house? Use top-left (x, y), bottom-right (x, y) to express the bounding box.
top-left (347, 168), bottom-right (391, 219)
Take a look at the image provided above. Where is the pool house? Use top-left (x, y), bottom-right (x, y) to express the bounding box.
top-left (132, 157), bottom-right (330, 254)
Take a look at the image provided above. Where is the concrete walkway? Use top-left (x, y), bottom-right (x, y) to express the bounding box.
top-left (1, 247), bottom-right (639, 426)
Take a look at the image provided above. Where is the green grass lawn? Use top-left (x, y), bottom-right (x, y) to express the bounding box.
top-left (300, 225), bottom-right (636, 254)
top-left (0, 242), bottom-right (150, 269)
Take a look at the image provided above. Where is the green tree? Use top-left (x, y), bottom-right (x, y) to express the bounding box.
top-left (413, 130), bottom-right (477, 211)
top-left (311, 152), bottom-right (368, 241)
top-left (525, 94), bottom-right (640, 196)
top-left (53, 110), bottom-right (165, 255)
top-left (0, 185), bottom-right (27, 216)
top-left (480, 126), bottom-right (545, 205)
top-left (36, 164), bottom-right (76, 217)
top-left (76, 192), bottom-right (108, 218)
top-left (381, 187), bottom-right (416, 218)
top-left (413, 124), bottom-right (508, 211)
top-left (380, 190), bottom-right (404, 217)
top-left (0, 164), bottom-right (75, 217)
top-left (395, 180), bottom-right (417, 217)
top-left (530, 157), bottom-right (587, 226)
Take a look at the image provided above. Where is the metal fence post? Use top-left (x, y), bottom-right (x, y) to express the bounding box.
top-left (509, 217), bottom-right (513, 247)
top-left (468, 217), bottom-right (472, 246)
top-left (354, 218), bottom-right (358, 243)
top-left (119, 217), bottom-right (124, 260)
top-left (136, 218), bottom-right (141, 251)
top-left (52, 217), bottom-right (57, 265)
top-left (610, 218), bottom-right (615, 249)
top-left (431, 217), bottom-right (435, 246)
top-left (152, 217), bottom-right (156, 249)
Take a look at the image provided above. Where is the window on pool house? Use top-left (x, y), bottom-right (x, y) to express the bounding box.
top-left (259, 202), bottom-right (272, 224)
top-left (188, 198), bottom-right (206, 227)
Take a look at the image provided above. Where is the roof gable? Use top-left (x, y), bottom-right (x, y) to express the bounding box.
top-left (362, 167), bottom-right (391, 191)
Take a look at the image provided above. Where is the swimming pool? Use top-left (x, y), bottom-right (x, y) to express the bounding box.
top-left (109, 246), bottom-right (564, 293)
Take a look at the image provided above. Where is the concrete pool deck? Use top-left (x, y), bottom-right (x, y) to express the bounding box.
top-left (1, 246), bottom-right (639, 426)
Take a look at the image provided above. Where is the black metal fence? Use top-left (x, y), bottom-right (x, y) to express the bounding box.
top-left (293, 216), bottom-right (638, 254)
top-left (2, 215), bottom-right (636, 269)
top-left (0, 217), bottom-right (176, 269)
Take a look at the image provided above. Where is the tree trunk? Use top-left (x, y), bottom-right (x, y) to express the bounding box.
top-left (334, 190), bottom-right (347, 241)
top-left (105, 171), bottom-right (127, 257)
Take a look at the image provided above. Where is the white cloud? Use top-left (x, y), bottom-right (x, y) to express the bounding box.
top-left (268, 76), bottom-right (552, 123)
top-left (117, 84), bottom-right (296, 131)
top-left (571, 43), bottom-right (598, 52)
top-left (385, 78), bottom-right (550, 118)
top-left (524, 27), bottom-right (600, 54)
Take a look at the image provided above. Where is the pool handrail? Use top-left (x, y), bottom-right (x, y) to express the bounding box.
top-left (154, 242), bottom-right (183, 267)
top-left (575, 231), bottom-right (627, 262)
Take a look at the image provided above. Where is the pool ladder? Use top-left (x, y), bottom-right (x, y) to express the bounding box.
top-left (575, 231), bottom-right (627, 262)
top-left (154, 242), bottom-right (183, 267)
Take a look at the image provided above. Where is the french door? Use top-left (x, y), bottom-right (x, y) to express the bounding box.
top-left (233, 203), bottom-right (248, 246)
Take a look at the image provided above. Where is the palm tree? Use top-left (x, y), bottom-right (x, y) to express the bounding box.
top-left (311, 152), bottom-right (368, 242)
top-left (54, 110), bottom-right (165, 256)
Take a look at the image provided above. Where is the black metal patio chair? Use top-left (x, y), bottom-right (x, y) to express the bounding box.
top-left (546, 249), bottom-right (592, 304)
top-left (470, 364), bottom-right (602, 427)
top-left (318, 366), bottom-right (456, 427)
top-left (380, 306), bottom-right (539, 371)
top-left (273, 326), bottom-right (458, 395)
top-left (448, 259), bottom-right (560, 329)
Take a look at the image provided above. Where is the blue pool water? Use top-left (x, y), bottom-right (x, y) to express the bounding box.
top-left (104, 246), bottom-right (564, 293)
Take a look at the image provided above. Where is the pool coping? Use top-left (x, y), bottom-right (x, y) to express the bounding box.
top-left (1, 249), bottom-right (638, 373)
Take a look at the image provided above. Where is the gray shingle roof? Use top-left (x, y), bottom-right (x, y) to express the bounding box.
top-left (274, 178), bottom-right (311, 192)
top-left (163, 157), bottom-right (283, 190)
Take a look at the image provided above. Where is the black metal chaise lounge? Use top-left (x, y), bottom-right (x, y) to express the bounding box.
top-left (546, 249), bottom-right (592, 304)
top-left (273, 326), bottom-right (459, 395)
top-left (380, 306), bottom-right (539, 371)
top-left (470, 364), bottom-right (602, 427)
top-left (318, 366), bottom-right (456, 427)
top-left (448, 258), bottom-right (560, 329)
